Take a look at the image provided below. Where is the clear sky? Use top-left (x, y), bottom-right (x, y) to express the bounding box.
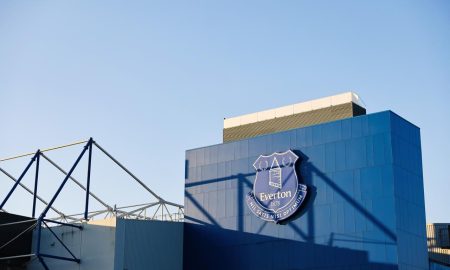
top-left (0, 1), bottom-right (449, 222)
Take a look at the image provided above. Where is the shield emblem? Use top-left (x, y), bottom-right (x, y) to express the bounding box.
top-left (246, 150), bottom-right (307, 223)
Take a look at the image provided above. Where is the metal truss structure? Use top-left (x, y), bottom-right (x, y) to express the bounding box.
top-left (0, 138), bottom-right (184, 269)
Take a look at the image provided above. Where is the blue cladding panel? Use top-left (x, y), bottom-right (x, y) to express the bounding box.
top-left (114, 219), bottom-right (183, 270)
top-left (389, 113), bottom-right (429, 270)
top-left (430, 262), bottom-right (450, 270)
top-left (184, 111), bottom-right (428, 270)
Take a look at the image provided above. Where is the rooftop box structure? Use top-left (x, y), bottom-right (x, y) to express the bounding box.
top-left (223, 92), bottom-right (366, 142)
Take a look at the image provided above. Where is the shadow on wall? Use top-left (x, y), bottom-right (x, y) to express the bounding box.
top-left (184, 223), bottom-right (397, 270)
top-left (184, 153), bottom-right (397, 240)
top-left (184, 149), bottom-right (399, 269)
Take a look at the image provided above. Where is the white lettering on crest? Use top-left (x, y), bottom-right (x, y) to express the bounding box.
top-left (259, 190), bottom-right (292, 202)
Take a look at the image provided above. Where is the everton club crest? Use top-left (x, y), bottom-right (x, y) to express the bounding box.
top-left (246, 150), bottom-right (307, 223)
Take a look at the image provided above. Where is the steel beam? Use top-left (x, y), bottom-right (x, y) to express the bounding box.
top-left (40, 153), bottom-right (112, 210)
top-left (39, 253), bottom-right (80, 263)
top-left (32, 152), bottom-right (40, 218)
top-left (93, 141), bottom-right (162, 201)
top-left (38, 255), bottom-right (50, 270)
top-left (39, 141), bottom-right (90, 219)
top-left (0, 152), bottom-right (38, 209)
top-left (0, 140), bottom-right (88, 162)
top-left (43, 221), bottom-right (80, 262)
top-left (0, 167), bottom-right (65, 217)
top-left (43, 219), bottom-right (83, 229)
top-left (84, 141), bottom-right (93, 220)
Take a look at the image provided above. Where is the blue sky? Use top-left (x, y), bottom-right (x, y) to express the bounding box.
top-left (0, 1), bottom-right (449, 222)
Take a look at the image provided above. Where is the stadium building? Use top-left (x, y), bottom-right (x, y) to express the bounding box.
top-left (0, 92), bottom-right (449, 270)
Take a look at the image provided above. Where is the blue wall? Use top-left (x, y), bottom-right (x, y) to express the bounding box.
top-left (114, 219), bottom-right (183, 270)
top-left (184, 111), bottom-right (428, 270)
top-left (430, 262), bottom-right (450, 270)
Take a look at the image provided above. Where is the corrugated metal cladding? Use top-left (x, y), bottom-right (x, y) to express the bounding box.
top-left (114, 219), bottom-right (183, 270)
top-left (185, 111), bottom-right (428, 270)
top-left (427, 223), bottom-right (450, 266)
top-left (223, 102), bottom-right (366, 142)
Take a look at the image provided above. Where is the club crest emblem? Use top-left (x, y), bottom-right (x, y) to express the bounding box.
top-left (246, 150), bottom-right (307, 223)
